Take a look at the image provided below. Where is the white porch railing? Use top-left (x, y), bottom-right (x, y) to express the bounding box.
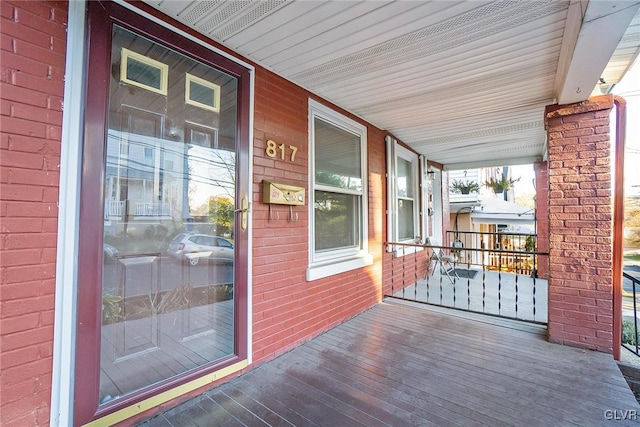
top-left (105, 201), bottom-right (171, 219)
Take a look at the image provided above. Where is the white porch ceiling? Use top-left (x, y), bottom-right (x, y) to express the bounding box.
top-left (146, 0), bottom-right (640, 170)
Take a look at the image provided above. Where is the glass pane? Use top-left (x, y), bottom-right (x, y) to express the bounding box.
top-left (187, 123), bottom-right (218, 150)
top-left (100, 25), bottom-right (238, 405)
top-left (397, 157), bottom-right (412, 198)
top-left (190, 129), bottom-right (212, 148)
top-left (314, 191), bottom-right (360, 251)
top-left (126, 57), bottom-right (162, 90)
top-left (398, 199), bottom-right (414, 240)
top-left (190, 80), bottom-right (215, 106)
top-left (314, 118), bottom-right (361, 191)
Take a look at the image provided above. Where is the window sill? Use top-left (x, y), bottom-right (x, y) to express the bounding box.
top-left (306, 254), bottom-right (374, 281)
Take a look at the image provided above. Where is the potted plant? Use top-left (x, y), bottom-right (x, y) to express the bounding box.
top-left (450, 179), bottom-right (480, 195)
top-left (485, 175), bottom-right (519, 194)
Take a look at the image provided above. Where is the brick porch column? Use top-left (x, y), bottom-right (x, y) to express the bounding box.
top-left (545, 94), bottom-right (614, 352)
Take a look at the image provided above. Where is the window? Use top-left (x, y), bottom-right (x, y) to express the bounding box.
top-left (120, 48), bottom-right (168, 95)
top-left (386, 136), bottom-right (421, 254)
top-left (217, 238), bottom-right (233, 248)
top-left (307, 100), bottom-right (371, 281)
top-left (185, 73), bottom-right (221, 112)
top-left (186, 122), bottom-right (218, 149)
top-left (143, 147), bottom-right (153, 164)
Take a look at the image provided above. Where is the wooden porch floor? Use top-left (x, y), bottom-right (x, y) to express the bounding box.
top-left (138, 301), bottom-right (640, 426)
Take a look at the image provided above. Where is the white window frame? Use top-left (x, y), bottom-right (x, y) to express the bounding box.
top-left (386, 136), bottom-right (422, 256)
top-left (307, 99), bottom-right (371, 281)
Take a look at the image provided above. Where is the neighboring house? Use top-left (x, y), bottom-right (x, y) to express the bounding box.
top-left (469, 196), bottom-right (536, 234)
top-left (1, 1), bottom-right (638, 426)
top-left (449, 166), bottom-right (536, 237)
top-left (448, 166), bottom-right (537, 274)
top-left (103, 130), bottom-right (178, 231)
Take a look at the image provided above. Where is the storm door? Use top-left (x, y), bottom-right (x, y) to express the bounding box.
top-left (75, 2), bottom-right (250, 424)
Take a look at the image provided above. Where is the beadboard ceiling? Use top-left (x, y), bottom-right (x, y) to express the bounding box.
top-left (144, 0), bottom-right (640, 170)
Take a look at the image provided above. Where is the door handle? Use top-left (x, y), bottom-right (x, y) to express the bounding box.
top-left (235, 196), bottom-right (249, 230)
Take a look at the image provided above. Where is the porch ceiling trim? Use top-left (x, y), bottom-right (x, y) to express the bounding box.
top-left (143, 0), bottom-right (640, 169)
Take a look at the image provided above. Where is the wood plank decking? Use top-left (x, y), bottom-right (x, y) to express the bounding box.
top-left (138, 301), bottom-right (640, 426)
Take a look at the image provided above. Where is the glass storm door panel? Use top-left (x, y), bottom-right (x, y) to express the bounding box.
top-left (76, 3), bottom-right (249, 423)
top-left (99, 25), bottom-right (238, 404)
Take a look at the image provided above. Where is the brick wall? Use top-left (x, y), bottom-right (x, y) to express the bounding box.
top-left (382, 241), bottom-right (428, 297)
top-left (251, 69), bottom-right (385, 364)
top-left (0, 1), bottom-right (67, 425)
top-left (545, 95), bottom-right (614, 352)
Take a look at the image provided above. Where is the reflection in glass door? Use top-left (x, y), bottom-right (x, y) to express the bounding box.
top-left (99, 25), bottom-right (238, 404)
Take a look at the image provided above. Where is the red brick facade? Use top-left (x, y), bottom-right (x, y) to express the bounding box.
top-left (251, 69), bottom-right (385, 364)
top-left (545, 95), bottom-right (614, 352)
top-left (1, 1), bottom-right (67, 425)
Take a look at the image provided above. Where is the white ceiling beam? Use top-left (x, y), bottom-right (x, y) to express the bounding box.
top-left (553, 0), bottom-right (586, 100)
top-left (443, 157), bottom-right (544, 172)
top-left (557, 0), bottom-right (640, 104)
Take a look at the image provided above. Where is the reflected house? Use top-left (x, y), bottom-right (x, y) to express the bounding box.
top-left (103, 119), bottom-right (236, 236)
top-left (104, 130), bottom-right (179, 225)
top-left (450, 195), bottom-right (537, 272)
top-left (447, 167), bottom-right (539, 274)
top-left (1, 1), bottom-right (639, 426)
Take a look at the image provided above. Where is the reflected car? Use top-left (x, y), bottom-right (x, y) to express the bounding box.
top-left (103, 243), bottom-right (119, 263)
top-left (167, 233), bottom-right (234, 265)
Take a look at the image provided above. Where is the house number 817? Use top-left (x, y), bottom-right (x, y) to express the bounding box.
top-left (266, 140), bottom-right (297, 162)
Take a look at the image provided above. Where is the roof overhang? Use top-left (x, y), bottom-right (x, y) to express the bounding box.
top-left (471, 213), bottom-right (536, 226)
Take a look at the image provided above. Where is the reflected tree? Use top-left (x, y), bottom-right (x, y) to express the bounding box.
top-left (208, 195), bottom-right (234, 237)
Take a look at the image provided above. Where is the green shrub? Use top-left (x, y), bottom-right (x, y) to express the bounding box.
top-left (623, 319), bottom-right (639, 345)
